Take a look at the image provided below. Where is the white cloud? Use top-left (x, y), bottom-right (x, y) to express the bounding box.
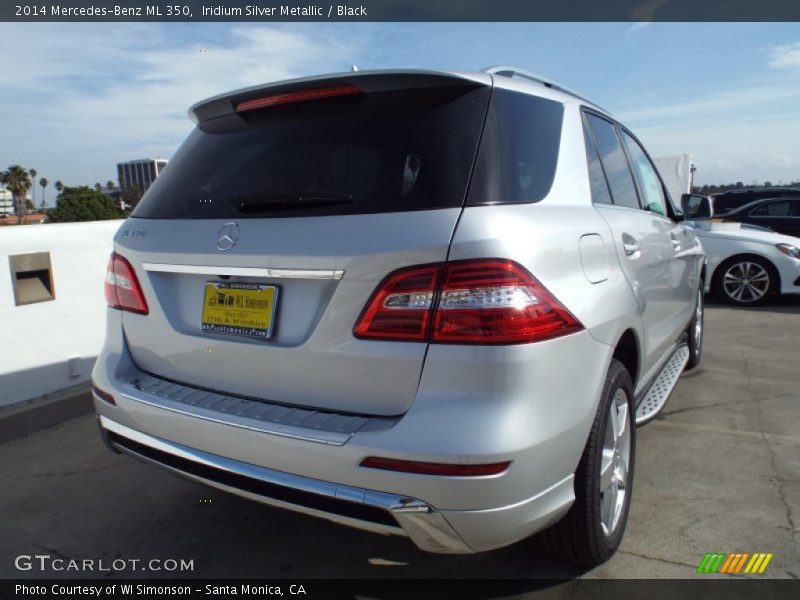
top-left (625, 22), bottom-right (651, 39)
top-left (0, 24), bottom-right (361, 192)
top-left (633, 114), bottom-right (800, 185)
top-left (617, 81), bottom-right (800, 125)
top-left (767, 41), bottom-right (800, 70)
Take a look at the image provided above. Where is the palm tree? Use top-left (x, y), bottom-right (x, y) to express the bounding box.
top-left (106, 180), bottom-right (115, 192)
top-left (55, 180), bottom-right (64, 196)
top-left (39, 178), bottom-right (48, 210)
top-left (7, 165), bottom-right (32, 224)
top-left (94, 182), bottom-right (102, 193)
top-left (0, 170), bottom-right (8, 216)
top-left (28, 168), bottom-right (37, 214)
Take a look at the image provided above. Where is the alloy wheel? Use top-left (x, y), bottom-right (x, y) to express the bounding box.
top-left (600, 388), bottom-right (631, 538)
top-left (722, 261), bottom-right (769, 303)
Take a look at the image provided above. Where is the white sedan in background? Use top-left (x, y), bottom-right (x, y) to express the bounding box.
top-left (687, 218), bottom-right (800, 306)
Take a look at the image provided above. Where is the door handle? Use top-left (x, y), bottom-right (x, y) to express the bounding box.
top-left (622, 234), bottom-right (640, 256)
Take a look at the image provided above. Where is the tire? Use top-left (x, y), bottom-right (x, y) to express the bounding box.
top-left (712, 255), bottom-right (776, 306)
top-left (685, 285), bottom-right (704, 371)
top-left (538, 359), bottom-right (636, 566)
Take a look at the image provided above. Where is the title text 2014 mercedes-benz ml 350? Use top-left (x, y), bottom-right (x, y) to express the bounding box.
top-left (93, 67), bottom-right (706, 565)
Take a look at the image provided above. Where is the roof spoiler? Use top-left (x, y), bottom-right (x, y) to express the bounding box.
top-left (188, 69), bottom-right (491, 124)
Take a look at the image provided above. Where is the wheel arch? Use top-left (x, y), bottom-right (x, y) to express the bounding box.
top-left (611, 329), bottom-right (640, 390)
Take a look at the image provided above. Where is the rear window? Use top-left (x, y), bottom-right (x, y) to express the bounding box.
top-left (133, 85), bottom-right (491, 219)
top-left (466, 89), bottom-right (563, 205)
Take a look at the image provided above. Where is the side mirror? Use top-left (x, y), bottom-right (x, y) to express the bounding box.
top-left (681, 194), bottom-right (714, 220)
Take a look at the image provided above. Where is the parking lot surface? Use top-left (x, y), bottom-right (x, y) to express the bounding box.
top-left (1, 298), bottom-right (798, 583)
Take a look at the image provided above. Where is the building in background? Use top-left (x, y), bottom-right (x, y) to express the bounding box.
top-left (0, 188), bottom-right (33, 216)
top-left (0, 188), bottom-right (14, 215)
top-left (117, 158), bottom-right (168, 192)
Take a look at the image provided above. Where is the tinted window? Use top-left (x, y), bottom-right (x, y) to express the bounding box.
top-left (620, 130), bottom-right (667, 216)
top-left (584, 114), bottom-right (640, 210)
top-left (751, 200), bottom-right (798, 217)
top-left (133, 85), bottom-right (490, 219)
top-left (582, 123), bottom-right (612, 205)
top-left (466, 89), bottom-right (563, 205)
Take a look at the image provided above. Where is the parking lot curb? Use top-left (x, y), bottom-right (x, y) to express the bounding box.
top-left (0, 383), bottom-right (93, 444)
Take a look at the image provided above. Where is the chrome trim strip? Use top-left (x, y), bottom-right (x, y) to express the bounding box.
top-left (142, 263), bottom-right (344, 280)
top-left (99, 416), bottom-right (472, 554)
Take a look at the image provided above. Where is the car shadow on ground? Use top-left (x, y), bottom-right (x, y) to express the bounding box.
top-left (705, 293), bottom-right (800, 314)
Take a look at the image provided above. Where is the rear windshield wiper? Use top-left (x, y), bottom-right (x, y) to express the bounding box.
top-left (230, 191), bottom-right (355, 214)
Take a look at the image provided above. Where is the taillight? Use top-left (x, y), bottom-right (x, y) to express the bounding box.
top-left (353, 264), bottom-right (440, 341)
top-left (432, 260), bottom-right (582, 344)
top-left (353, 259), bottom-right (582, 344)
top-left (235, 84), bottom-right (362, 113)
top-left (105, 252), bottom-right (148, 315)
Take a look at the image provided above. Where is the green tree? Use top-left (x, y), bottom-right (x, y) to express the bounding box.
top-left (39, 177), bottom-right (48, 210)
top-left (118, 174), bottom-right (143, 210)
top-left (94, 182), bottom-right (102, 193)
top-left (54, 180), bottom-right (64, 196)
top-left (48, 186), bottom-right (123, 223)
top-left (106, 180), bottom-right (115, 191)
top-left (6, 165), bottom-right (32, 224)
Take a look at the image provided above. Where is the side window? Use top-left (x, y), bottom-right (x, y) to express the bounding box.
top-left (620, 130), bottom-right (668, 217)
top-left (584, 113), bottom-right (640, 210)
top-left (582, 122), bottom-right (613, 205)
top-left (752, 200), bottom-right (795, 217)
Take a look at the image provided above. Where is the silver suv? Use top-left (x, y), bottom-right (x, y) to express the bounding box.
top-left (93, 66), bottom-right (706, 565)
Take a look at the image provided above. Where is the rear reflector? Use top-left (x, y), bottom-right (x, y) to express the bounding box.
top-left (105, 252), bottom-right (149, 315)
top-left (360, 456), bottom-right (510, 477)
top-left (354, 259), bottom-right (582, 344)
top-left (235, 84), bottom-right (362, 113)
top-left (92, 384), bottom-right (116, 406)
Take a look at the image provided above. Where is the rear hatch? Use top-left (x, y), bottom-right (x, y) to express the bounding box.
top-left (116, 72), bottom-right (491, 417)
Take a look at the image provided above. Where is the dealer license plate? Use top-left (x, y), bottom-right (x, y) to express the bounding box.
top-left (201, 282), bottom-right (278, 339)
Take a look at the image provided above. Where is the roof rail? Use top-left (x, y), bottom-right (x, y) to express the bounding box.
top-left (482, 65), bottom-right (608, 113)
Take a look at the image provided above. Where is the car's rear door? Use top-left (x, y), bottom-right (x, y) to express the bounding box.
top-left (582, 111), bottom-right (691, 375)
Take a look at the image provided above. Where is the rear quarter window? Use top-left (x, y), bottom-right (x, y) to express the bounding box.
top-left (466, 89), bottom-right (564, 206)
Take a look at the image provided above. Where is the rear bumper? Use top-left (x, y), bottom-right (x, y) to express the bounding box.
top-left (98, 415), bottom-right (472, 553)
top-left (93, 309), bottom-right (610, 553)
top-left (97, 414), bottom-right (573, 554)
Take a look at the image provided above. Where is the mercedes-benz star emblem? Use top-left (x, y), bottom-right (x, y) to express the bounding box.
top-left (216, 222), bottom-right (240, 251)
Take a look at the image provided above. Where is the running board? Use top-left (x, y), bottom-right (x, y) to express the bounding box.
top-left (635, 345), bottom-right (690, 426)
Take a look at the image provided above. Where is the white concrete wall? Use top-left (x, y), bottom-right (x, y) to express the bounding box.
top-left (0, 220), bottom-right (123, 408)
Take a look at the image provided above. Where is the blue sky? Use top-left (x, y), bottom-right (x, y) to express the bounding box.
top-left (2, 22), bottom-right (800, 204)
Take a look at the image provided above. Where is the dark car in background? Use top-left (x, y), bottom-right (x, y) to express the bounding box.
top-left (711, 187), bottom-right (800, 214)
top-left (718, 197), bottom-right (800, 237)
